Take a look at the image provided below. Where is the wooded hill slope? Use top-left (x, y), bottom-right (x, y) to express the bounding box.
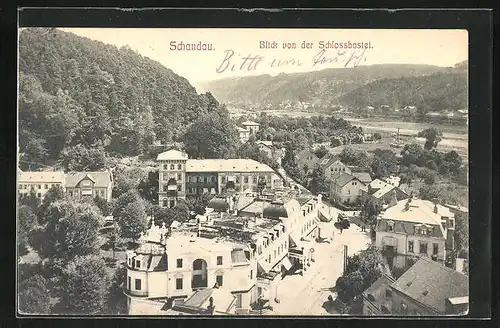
top-left (19, 28), bottom-right (226, 168)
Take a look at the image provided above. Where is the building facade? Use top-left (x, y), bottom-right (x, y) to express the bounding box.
top-left (18, 170), bottom-right (66, 200)
top-left (361, 179), bottom-right (408, 213)
top-left (124, 190), bottom-right (335, 315)
top-left (375, 198), bottom-right (455, 269)
top-left (157, 150), bottom-right (284, 208)
top-left (65, 170), bottom-right (114, 202)
top-left (241, 121), bottom-right (260, 135)
top-left (362, 258), bottom-right (468, 316)
top-left (329, 173), bottom-right (365, 205)
top-left (323, 160), bottom-right (352, 181)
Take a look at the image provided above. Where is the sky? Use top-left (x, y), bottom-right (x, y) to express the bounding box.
top-left (61, 28), bottom-right (468, 91)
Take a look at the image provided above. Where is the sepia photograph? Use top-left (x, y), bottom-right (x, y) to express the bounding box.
top-left (17, 24), bottom-right (469, 317)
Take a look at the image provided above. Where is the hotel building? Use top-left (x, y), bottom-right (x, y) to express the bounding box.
top-left (124, 189), bottom-right (336, 315)
top-left (157, 149), bottom-right (284, 208)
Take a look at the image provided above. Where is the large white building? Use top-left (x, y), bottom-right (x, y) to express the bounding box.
top-left (375, 197), bottom-right (455, 269)
top-left (124, 190), bottom-right (336, 315)
top-left (18, 169), bottom-right (114, 202)
top-left (157, 149), bottom-right (284, 208)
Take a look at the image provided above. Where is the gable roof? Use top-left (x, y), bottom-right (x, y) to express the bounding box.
top-left (241, 121), bottom-right (260, 126)
top-left (19, 171), bottom-right (65, 183)
top-left (332, 172), bottom-right (357, 188)
top-left (318, 153), bottom-right (337, 166)
top-left (256, 140), bottom-right (273, 148)
top-left (65, 171), bottom-right (113, 188)
top-left (363, 274), bottom-right (395, 314)
top-left (381, 199), bottom-right (454, 227)
top-left (390, 257), bottom-right (468, 314)
top-left (185, 159), bottom-right (275, 173)
top-left (352, 172), bottom-right (372, 184)
top-left (157, 149), bottom-right (189, 161)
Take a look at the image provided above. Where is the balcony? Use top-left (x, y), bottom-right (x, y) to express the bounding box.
top-left (123, 287), bottom-right (149, 298)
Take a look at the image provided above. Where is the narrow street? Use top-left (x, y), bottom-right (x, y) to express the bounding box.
top-left (269, 220), bottom-right (371, 316)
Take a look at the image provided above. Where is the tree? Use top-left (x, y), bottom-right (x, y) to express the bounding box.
top-left (93, 196), bottom-right (112, 216)
top-left (314, 145), bottom-right (329, 159)
top-left (309, 165), bottom-right (328, 195)
top-left (106, 264), bottom-right (128, 314)
top-left (18, 274), bottom-right (51, 314)
top-left (59, 144), bottom-right (108, 171)
top-left (370, 149), bottom-right (398, 179)
top-left (373, 132), bottom-right (382, 141)
top-left (336, 246), bottom-right (390, 303)
top-left (138, 171), bottom-right (159, 204)
top-left (418, 167), bottom-right (437, 184)
top-left (113, 167), bottom-right (147, 198)
top-left (400, 143), bottom-right (424, 167)
top-left (339, 146), bottom-right (370, 168)
top-left (55, 255), bottom-right (109, 314)
top-left (187, 193), bottom-right (214, 215)
top-left (18, 205), bottom-right (38, 256)
top-left (183, 112), bottom-right (240, 159)
top-left (418, 127), bottom-right (443, 150)
top-left (115, 201), bottom-right (148, 240)
top-left (37, 184), bottom-right (66, 223)
top-left (454, 212), bottom-right (469, 254)
top-left (19, 188), bottom-right (40, 213)
top-left (30, 200), bottom-right (102, 262)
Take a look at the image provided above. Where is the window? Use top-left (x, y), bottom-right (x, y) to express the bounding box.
top-left (216, 275), bottom-right (223, 287)
top-left (433, 243), bottom-right (439, 255)
top-left (408, 241), bottom-right (414, 253)
top-left (100, 190), bottom-right (105, 197)
top-left (169, 200), bottom-right (175, 208)
top-left (221, 176), bottom-right (226, 183)
top-left (400, 302), bottom-right (408, 315)
top-left (69, 191), bottom-right (73, 197)
top-left (274, 250), bottom-right (276, 259)
top-left (128, 276), bottom-right (131, 289)
top-left (250, 270), bottom-right (253, 280)
top-left (135, 260), bottom-right (141, 268)
top-left (177, 173), bottom-right (182, 181)
top-left (164, 164), bottom-right (168, 170)
top-left (163, 200), bottom-right (169, 207)
top-left (421, 228), bottom-right (427, 235)
top-left (38, 184), bottom-right (41, 189)
top-left (212, 176), bottom-right (216, 183)
top-left (385, 289), bottom-right (392, 298)
top-left (285, 241), bottom-right (287, 249)
top-left (420, 242), bottom-right (428, 254)
top-left (135, 279), bottom-right (142, 290)
top-left (170, 164), bottom-right (175, 170)
top-left (244, 176), bottom-right (249, 183)
top-left (177, 259), bottom-right (183, 268)
top-left (387, 222), bottom-right (394, 232)
top-left (37, 193), bottom-right (41, 198)
top-left (236, 177), bottom-right (240, 184)
top-left (178, 164), bottom-right (182, 170)
top-left (268, 255), bottom-right (271, 262)
top-left (217, 256), bottom-right (223, 265)
top-left (44, 184), bottom-right (48, 189)
top-left (176, 278), bottom-right (183, 290)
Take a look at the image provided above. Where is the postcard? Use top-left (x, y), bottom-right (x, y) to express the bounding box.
top-left (17, 24), bottom-right (469, 317)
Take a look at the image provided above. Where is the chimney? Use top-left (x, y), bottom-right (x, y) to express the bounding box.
top-left (209, 296), bottom-right (214, 308)
top-left (404, 200), bottom-right (410, 211)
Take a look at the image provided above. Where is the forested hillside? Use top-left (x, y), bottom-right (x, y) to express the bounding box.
top-left (19, 28), bottom-right (226, 169)
top-left (203, 64), bottom-right (459, 108)
top-left (338, 72), bottom-right (468, 111)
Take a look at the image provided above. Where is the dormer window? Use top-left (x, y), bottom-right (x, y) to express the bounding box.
top-left (135, 260), bottom-right (141, 269)
top-left (387, 220), bottom-right (394, 232)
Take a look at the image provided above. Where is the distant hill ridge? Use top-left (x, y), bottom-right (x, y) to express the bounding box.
top-left (203, 63), bottom-right (467, 112)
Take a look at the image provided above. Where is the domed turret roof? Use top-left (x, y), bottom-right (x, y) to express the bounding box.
top-left (207, 196), bottom-right (229, 212)
top-left (263, 201), bottom-right (288, 219)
